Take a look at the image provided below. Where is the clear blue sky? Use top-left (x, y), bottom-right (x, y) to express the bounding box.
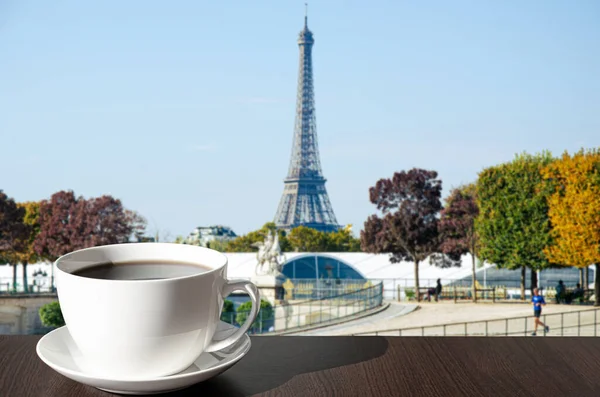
top-left (1, 0), bottom-right (598, 240)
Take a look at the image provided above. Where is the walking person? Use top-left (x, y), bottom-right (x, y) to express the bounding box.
top-left (531, 288), bottom-right (550, 336)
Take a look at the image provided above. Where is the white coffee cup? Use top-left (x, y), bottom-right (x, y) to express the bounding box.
top-left (55, 243), bottom-right (260, 380)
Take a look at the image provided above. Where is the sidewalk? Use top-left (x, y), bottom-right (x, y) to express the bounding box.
top-left (288, 301), bottom-right (417, 336)
top-left (304, 301), bottom-right (594, 336)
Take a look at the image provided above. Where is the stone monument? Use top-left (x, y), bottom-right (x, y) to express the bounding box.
top-left (251, 231), bottom-right (286, 304)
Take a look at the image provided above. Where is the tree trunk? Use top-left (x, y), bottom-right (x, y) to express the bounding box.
top-left (11, 263), bottom-right (17, 292)
top-left (585, 266), bottom-right (590, 288)
top-left (579, 268), bottom-right (584, 286)
top-left (520, 266), bottom-right (526, 301)
top-left (472, 254), bottom-right (477, 303)
top-left (595, 265), bottom-right (600, 307)
top-left (530, 269), bottom-right (537, 296)
top-left (22, 261), bottom-right (28, 293)
top-left (414, 260), bottom-right (420, 301)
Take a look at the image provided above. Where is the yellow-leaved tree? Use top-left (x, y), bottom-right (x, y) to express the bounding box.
top-left (16, 202), bottom-right (42, 292)
top-left (541, 149), bottom-right (600, 306)
top-left (2, 202), bottom-right (42, 292)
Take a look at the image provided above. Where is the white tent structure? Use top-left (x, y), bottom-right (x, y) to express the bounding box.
top-left (1, 252), bottom-right (591, 299)
top-left (226, 252), bottom-right (478, 282)
top-left (0, 252), bottom-right (479, 292)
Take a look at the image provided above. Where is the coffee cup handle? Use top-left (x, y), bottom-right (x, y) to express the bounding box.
top-left (204, 279), bottom-right (260, 353)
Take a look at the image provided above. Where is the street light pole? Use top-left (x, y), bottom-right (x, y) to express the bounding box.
top-left (50, 261), bottom-right (55, 293)
top-left (483, 263), bottom-right (487, 290)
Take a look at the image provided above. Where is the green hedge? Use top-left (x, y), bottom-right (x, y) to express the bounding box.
top-left (39, 301), bottom-right (65, 328)
top-left (236, 299), bottom-right (273, 331)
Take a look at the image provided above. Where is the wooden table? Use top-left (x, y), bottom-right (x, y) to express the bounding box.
top-left (2, 335), bottom-right (600, 396)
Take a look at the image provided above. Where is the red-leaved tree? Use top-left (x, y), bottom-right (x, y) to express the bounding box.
top-left (34, 191), bottom-right (147, 261)
top-left (439, 184), bottom-right (479, 301)
top-left (75, 195), bottom-right (146, 248)
top-left (34, 191), bottom-right (79, 261)
top-left (361, 169), bottom-right (445, 300)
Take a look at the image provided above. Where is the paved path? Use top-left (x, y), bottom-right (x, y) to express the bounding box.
top-left (287, 302), bottom-right (417, 336)
top-left (291, 301), bottom-right (595, 336)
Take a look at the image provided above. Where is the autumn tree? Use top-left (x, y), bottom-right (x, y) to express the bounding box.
top-left (541, 149), bottom-right (600, 305)
top-left (0, 191), bottom-right (31, 291)
top-left (13, 202), bottom-right (42, 292)
top-left (34, 190), bottom-right (146, 261)
top-left (439, 184), bottom-right (479, 301)
top-left (361, 169), bottom-right (444, 300)
top-left (476, 152), bottom-right (555, 299)
top-left (81, 195), bottom-right (146, 247)
top-left (33, 191), bottom-right (79, 261)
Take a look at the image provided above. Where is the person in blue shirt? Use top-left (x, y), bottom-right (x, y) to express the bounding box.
top-left (531, 288), bottom-right (550, 336)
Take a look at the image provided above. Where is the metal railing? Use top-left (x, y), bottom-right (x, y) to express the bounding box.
top-left (370, 278), bottom-right (596, 302)
top-left (223, 281), bottom-right (384, 334)
top-left (0, 276), bottom-right (374, 296)
top-left (2, 274), bottom-right (592, 302)
top-left (11, 281), bottom-right (383, 336)
top-left (352, 307), bottom-right (600, 337)
top-left (0, 277), bottom-right (54, 294)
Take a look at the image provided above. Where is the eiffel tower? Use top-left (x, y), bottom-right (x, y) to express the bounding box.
top-left (273, 11), bottom-right (340, 233)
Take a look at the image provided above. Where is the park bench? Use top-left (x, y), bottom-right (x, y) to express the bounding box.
top-left (450, 286), bottom-right (471, 302)
top-left (572, 288), bottom-right (594, 304)
top-left (554, 287), bottom-right (594, 305)
top-left (403, 286), bottom-right (499, 303)
top-left (417, 287), bottom-right (438, 302)
top-left (474, 287), bottom-right (496, 303)
top-left (446, 286), bottom-right (497, 303)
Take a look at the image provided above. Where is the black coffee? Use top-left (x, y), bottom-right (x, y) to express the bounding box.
top-left (72, 260), bottom-right (211, 280)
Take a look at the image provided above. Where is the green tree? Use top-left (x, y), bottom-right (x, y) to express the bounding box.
top-left (328, 226), bottom-right (361, 252)
top-left (39, 301), bottom-right (65, 328)
top-left (206, 239), bottom-right (230, 252)
top-left (476, 152), bottom-right (555, 299)
top-left (287, 226), bottom-right (329, 251)
top-left (226, 223), bottom-right (291, 252)
top-left (225, 222), bottom-right (360, 253)
top-left (286, 226), bottom-right (361, 252)
top-left (236, 299), bottom-right (274, 331)
top-left (220, 299), bottom-right (235, 324)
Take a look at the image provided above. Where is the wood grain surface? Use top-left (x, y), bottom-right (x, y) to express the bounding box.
top-left (1, 335), bottom-right (599, 396)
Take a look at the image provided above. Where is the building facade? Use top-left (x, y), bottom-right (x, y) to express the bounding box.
top-left (184, 225), bottom-right (237, 247)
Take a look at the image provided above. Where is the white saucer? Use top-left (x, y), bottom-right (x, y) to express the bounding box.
top-left (36, 321), bottom-right (251, 395)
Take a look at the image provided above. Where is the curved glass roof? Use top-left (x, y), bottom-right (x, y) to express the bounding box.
top-left (281, 254), bottom-right (366, 280)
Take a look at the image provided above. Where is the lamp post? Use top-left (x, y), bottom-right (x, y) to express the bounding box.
top-left (50, 261), bottom-right (55, 293)
top-left (483, 262), bottom-right (487, 290)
